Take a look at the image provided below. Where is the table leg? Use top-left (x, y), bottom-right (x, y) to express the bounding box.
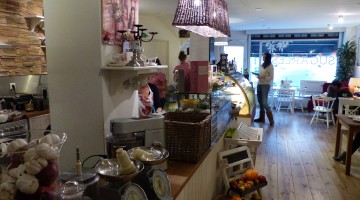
top-left (345, 128), bottom-right (354, 175)
top-left (334, 118), bottom-right (342, 157)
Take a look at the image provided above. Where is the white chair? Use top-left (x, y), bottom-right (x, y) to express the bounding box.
top-left (338, 98), bottom-right (360, 116)
top-left (310, 96), bottom-right (336, 128)
top-left (276, 89), bottom-right (295, 113)
top-left (338, 98), bottom-right (360, 133)
top-left (294, 88), bottom-right (307, 112)
top-left (269, 87), bottom-right (278, 110)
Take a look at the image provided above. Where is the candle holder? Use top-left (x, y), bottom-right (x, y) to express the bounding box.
top-left (118, 24), bottom-right (158, 67)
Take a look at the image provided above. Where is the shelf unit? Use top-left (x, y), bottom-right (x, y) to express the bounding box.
top-left (101, 65), bottom-right (168, 75)
top-left (24, 15), bottom-right (44, 32)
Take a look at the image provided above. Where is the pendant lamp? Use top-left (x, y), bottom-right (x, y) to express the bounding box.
top-left (172, 0), bottom-right (231, 37)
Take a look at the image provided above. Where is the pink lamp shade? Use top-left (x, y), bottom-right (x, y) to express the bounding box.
top-left (172, 0), bottom-right (231, 37)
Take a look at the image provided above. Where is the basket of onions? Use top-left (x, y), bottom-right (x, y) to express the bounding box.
top-left (0, 130), bottom-right (67, 200)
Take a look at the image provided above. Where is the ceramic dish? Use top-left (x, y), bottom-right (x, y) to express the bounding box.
top-left (128, 146), bottom-right (169, 166)
top-left (95, 158), bottom-right (144, 182)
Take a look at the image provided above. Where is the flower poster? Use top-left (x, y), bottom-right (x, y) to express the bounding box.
top-left (102, 0), bottom-right (139, 45)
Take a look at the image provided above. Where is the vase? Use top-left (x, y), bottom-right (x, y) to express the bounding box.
top-left (0, 130), bottom-right (67, 200)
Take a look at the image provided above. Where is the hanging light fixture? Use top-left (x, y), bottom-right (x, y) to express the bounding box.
top-left (172, 0), bottom-right (231, 37)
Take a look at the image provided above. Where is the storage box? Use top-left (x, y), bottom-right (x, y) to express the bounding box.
top-left (164, 112), bottom-right (211, 163)
top-left (189, 61), bottom-right (209, 93)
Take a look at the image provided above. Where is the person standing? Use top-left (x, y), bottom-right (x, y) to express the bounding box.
top-left (254, 52), bottom-right (275, 126)
top-left (148, 72), bottom-right (168, 109)
top-left (173, 51), bottom-right (190, 91)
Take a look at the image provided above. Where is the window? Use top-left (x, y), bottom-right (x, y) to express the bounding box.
top-left (250, 33), bottom-right (340, 88)
top-left (224, 46), bottom-right (244, 73)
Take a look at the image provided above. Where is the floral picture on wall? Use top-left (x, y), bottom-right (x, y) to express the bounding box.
top-left (102, 0), bottom-right (139, 45)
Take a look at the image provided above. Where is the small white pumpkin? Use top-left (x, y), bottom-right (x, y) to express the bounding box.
top-left (27, 139), bottom-right (40, 148)
top-left (16, 174), bottom-right (39, 194)
top-left (25, 157), bottom-right (48, 175)
top-left (35, 143), bottom-right (59, 161)
top-left (0, 143), bottom-right (7, 155)
top-left (23, 148), bottom-right (39, 162)
top-left (1, 173), bottom-right (16, 184)
top-left (6, 139), bottom-right (28, 154)
top-left (0, 182), bottom-right (16, 200)
top-left (8, 164), bottom-right (26, 179)
top-left (40, 133), bottom-right (61, 145)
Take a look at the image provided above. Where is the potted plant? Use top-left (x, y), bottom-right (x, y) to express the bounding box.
top-left (336, 40), bottom-right (357, 82)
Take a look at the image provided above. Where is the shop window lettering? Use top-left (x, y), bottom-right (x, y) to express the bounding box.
top-left (272, 54), bottom-right (337, 65)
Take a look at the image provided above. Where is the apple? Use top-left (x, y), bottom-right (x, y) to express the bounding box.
top-left (246, 180), bottom-right (254, 186)
top-left (230, 181), bottom-right (238, 189)
top-left (239, 176), bottom-right (247, 182)
top-left (15, 189), bottom-right (41, 200)
top-left (239, 185), bottom-right (245, 191)
top-left (258, 175), bottom-right (267, 183)
top-left (35, 162), bottom-right (59, 186)
top-left (251, 193), bottom-right (262, 200)
top-left (254, 179), bottom-right (260, 185)
top-left (40, 191), bottom-right (57, 200)
top-left (238, 180), bottom-right (245, 185)
top-left (244, 182), bottom-right (251, 189)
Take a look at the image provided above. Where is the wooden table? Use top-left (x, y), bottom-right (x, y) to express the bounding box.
top-left (334, 114), bottom-right (360, 175)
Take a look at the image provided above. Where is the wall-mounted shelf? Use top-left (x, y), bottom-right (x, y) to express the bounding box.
top-left (101, 65), bottom-right (168, 74)
top-left (24, 15), bottom-right (44, 32)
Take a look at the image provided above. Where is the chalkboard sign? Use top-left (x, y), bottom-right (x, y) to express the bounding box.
top-left (223, 150), bottom-right (249, 164)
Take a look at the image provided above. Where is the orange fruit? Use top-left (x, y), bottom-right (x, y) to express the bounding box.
top-left (231, 195), bottom-right (242, 200)
top-left (245, 169), bottom-right (259, 180)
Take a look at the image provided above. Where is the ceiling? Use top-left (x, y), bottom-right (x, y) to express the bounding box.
top-left (140, 0), bottom-right (360, 32)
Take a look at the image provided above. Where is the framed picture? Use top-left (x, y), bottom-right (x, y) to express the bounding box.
top-left (102, 0), bottom-right (139, 45)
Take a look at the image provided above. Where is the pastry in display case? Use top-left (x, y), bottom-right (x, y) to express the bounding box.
top-left (214, 72), bottom-right (255, 126)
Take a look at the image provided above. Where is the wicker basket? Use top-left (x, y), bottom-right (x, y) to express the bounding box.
top-left (164, 112), bottom-right (211, 163)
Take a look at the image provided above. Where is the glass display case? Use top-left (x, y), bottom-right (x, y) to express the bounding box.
top-left (213, 72), bottom-right (256, 125)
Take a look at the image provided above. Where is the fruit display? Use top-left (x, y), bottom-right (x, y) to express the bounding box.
top-left (228, 169), bottom-right (267, 198)
top-left (0, 132), bottom-right (67, 200)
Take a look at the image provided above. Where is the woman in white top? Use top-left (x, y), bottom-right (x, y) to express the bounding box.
top-left (254, 52), bottom-right (275, 126)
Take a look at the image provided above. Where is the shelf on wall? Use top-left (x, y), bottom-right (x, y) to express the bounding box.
top-left (24, 15), bottom-right (44, 32)
top-left (101, 65), bottom-right (168, 74)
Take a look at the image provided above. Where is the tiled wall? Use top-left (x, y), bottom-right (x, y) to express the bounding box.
top-left (0, 0), bottom-right (46, 75)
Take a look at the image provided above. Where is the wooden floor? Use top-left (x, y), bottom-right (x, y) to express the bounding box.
top-left (252, 110), bottom-right (360, 200)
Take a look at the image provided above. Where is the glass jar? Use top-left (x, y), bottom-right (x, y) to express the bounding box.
top-left (0, 130), bottom-right (67, 200)
top-left (60, 181), bottom-right (86, 200)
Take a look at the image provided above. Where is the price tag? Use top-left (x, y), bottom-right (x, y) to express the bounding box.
top-left (218, 158), bottom-right (229, 168)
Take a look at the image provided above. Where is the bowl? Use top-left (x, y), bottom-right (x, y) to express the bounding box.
top-left (127, 146), bottom-right (169, 166)
top-left (95, 158), bottom-right (144, 182)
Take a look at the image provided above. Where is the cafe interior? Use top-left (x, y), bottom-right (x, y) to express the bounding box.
top-left (1, 0), bottom-right (360, 199)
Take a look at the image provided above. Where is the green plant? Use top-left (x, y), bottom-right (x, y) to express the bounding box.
top-left (336, 40), bottom-right (357, 82)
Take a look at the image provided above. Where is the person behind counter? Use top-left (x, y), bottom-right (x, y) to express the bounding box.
top-left (254, 52), bottom-right (275, 126)
top-left (148, 72), bottom-right (167, 109)
top-left (173, 51), bottom-right (190, 91)
top-left (138, 82), bottom-right (162, 116)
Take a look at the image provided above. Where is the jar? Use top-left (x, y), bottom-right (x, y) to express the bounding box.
top-left (0, 130), bottom-right (67, 200)
top-left (60, 181), bottom-right (86, 200)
